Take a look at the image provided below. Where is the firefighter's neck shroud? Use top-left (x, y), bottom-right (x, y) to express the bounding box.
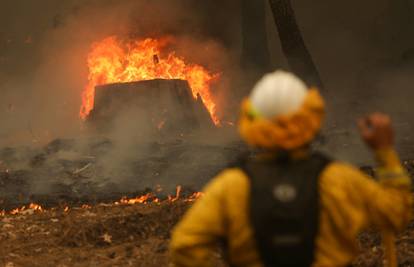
top-left (239, 153), bottom-right (331, 266)
top-left (239, 89), bottom-right (325, 151)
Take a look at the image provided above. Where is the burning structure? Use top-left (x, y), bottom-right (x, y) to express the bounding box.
top-left (80, 37), bottom-right (220, 132)
top-left (88, 79), bottom-right (215, 134)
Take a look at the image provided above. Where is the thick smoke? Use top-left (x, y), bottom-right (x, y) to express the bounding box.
top-left (0, 0), bottom-right (240, 147)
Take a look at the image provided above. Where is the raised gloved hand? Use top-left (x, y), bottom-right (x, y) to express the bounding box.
top-left (358, 113), bottom-right (394, 150)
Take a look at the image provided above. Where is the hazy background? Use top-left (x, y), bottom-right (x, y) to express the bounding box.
top-left (1, 0), bottom-right (414, 164)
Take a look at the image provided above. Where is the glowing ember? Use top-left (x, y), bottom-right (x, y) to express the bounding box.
top-left (80, 36), bottom-right (220, 125)
top-left (116, 193), bottom-right (157, 205)
top-left (1, 187), bottom-right (203, 216)
top-left (9, 203), bottom-right (43, 215)
top-left (168, 185), bottom-right (182, 202)
top-left (186, 192), bottom-right (204, 201)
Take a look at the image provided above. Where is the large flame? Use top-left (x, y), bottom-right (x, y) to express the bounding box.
top-left (80, 36), bottom-right (220, 125)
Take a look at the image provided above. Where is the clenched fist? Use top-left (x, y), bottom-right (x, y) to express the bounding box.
top-left (358, 113), bottom-right (394, 150)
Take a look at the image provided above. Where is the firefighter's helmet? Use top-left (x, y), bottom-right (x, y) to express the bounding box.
top-left (239, 70), bottom-right (325, 150)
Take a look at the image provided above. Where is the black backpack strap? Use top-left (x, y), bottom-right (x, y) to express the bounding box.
top-left (240, 153), bottom-right (331, 267)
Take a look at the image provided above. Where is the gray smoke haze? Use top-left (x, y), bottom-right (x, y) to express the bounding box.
top-left (0, 0), bottom-right (239, 148)
top-left (1, 0), bottom-right (414, 162)
top-left (284, 0), bottom-right (414, 163)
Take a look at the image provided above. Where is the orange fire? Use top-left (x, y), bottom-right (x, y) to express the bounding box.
top-left (80, 36), bottom-right (220, 125)
top-left (1, 187), bottom-right (203, 216)
top-left (9, 203), bottom-right (43, 215)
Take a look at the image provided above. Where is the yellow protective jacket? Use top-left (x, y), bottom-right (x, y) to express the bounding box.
top-left (170, 148), bottom-right (412, 267)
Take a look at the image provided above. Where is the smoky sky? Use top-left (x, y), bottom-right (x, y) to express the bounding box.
top-left (1, 0), bottom-right (414, 162)
top-left (286, 0), bottom-right (414, 161)
top-left (0, 0), bottom-right (241, 80)
top-left (0, 0), bottom-right (240, 147)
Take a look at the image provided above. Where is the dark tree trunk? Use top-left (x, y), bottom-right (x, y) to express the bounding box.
top-left (241, 0), bottom-right (271, 73)
top-left (269, 0), bottom-right (324, 89)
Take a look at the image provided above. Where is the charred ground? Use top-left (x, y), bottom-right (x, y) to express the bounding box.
top-left (0, 155), bottom-right (414, 266)
top-left (1, 194), bottom-right (414, 266)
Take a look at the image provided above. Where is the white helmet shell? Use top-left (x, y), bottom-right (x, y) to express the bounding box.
top-left (250, 70), bottom-right (308, 119)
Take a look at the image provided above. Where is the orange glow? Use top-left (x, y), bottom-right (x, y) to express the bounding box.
top-left (116, 193), bottom-right (157, 205)
top-left (9, 203), bottom-right (43, 215)
top-left (80, 36), bottom-right (220, 125)
top-left (185, 192), bottom-right (204, 202)
top-left (168, 185), bottom-right (182, 202)
top-left (1, 187), bottom-right (203, 216)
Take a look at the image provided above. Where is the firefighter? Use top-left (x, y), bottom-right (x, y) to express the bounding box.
top-left (170, 70), bottom-right (412, 267)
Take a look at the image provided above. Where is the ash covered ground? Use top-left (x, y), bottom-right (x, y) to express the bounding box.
top-left (0, 135), bottom-right (245, 211)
